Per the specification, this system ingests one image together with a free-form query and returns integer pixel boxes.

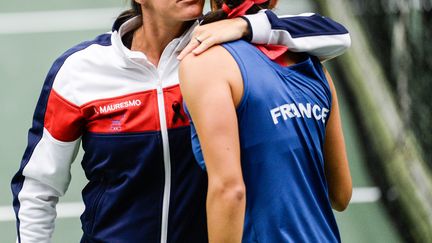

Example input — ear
[134,0,144,4]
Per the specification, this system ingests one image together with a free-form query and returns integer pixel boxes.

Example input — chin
[181,8,203,21]
[177,0,204,20]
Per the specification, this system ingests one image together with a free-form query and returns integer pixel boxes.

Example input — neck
[131,13,191,67]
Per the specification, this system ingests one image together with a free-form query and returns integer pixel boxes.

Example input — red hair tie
[222,0,287,63]
[222,0,268,18]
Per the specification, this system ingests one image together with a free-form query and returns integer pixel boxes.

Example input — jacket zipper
[156,84,171,243]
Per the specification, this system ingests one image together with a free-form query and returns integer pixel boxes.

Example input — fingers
[190,24,224,55]
[178,19,245,60]
[179,35,214,59]
[178,26,209,60]
[177,37,201,60]
[192,36,215,55]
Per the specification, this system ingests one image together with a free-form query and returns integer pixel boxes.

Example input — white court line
[350,187,382,204]
[0,8,124,34]
[0,187,381,222]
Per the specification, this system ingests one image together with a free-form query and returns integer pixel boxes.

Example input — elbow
[336,33,352,57]
[330,187,352,212]
[332,199,349,212]
[341,33,352,49]
[208,180,246,205]
[316,33,352,62]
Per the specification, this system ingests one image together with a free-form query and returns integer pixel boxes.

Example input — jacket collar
[111,16,197,70]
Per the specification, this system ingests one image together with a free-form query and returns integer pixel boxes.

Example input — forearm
[207,181,246,243]
[14,178,60,243]
[11,129,80,242]
[245,10,351,60]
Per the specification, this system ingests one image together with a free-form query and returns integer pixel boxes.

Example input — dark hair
[201,0,271,25]
[113,1,143,30]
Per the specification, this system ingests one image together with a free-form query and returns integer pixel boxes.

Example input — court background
[0,1,404,242]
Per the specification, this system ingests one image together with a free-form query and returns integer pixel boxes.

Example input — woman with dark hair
[12,0,351,242]
[180,0,352,242]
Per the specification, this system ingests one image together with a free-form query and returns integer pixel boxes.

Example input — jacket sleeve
[11,57,83,243]
[245,10,351,61]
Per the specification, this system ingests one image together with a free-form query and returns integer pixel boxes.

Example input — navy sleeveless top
[185,40,340,243]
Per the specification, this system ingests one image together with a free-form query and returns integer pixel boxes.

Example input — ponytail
[201,0,271,25]
[113,1,142,30]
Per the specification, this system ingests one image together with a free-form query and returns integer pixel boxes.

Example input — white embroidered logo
[98,99,142,114]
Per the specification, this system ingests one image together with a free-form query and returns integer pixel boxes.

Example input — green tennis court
[0,1,403,242]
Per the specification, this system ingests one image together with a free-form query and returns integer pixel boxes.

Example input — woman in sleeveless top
[179,1,352,242]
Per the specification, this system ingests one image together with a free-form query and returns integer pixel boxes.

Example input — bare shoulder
[180,45,232,67]
[179,45,238,84]
[179,44,244,108]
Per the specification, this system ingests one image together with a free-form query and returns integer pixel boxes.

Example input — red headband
[222,0,268,18]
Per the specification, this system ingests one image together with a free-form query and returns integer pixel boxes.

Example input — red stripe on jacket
[44,85,190,140]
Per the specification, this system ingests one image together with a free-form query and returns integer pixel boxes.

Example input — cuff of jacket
[243,10,271,44]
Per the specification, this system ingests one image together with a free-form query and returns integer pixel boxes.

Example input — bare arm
[179,46,246,243]
[323,67,352,211]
